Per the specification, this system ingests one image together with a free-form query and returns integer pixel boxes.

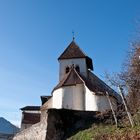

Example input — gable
[53,67,84,91]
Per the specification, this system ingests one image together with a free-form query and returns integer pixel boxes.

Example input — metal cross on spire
[72,30,75,41]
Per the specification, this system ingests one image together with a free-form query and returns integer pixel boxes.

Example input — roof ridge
[63,66,83,85]
[52,66,84,92]
[72,41,87,56]
[73,67,86,84]
[63,66,74,85]
[51,68,73,93]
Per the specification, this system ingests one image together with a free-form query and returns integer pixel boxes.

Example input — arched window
[75,65,80,72]
[65,66,70,74]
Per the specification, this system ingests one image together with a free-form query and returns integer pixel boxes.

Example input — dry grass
[68,111,140,140]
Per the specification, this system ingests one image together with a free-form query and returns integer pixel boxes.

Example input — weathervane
[72,30,75,41]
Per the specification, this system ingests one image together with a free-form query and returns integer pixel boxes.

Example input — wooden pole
[106,91,118,127]
[118,86,134,127]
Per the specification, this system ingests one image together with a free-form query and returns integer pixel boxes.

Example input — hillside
[68,124,140,140]
[67,111,140,140]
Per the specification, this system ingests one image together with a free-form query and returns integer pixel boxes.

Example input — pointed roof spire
[58,41,86,60]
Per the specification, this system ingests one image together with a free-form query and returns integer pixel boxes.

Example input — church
[14,39,120,140]
[41,39,119,112]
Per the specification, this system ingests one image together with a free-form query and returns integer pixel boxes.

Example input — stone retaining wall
[13,116,47,140]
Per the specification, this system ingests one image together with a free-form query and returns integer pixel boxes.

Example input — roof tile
[58,41,86,60]
[20,106,40,111]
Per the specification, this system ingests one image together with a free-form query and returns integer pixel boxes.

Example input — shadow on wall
[45,109,114,140]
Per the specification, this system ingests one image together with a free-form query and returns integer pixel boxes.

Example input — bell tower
[58,40,93,81]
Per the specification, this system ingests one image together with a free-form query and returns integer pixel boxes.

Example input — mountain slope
[0,117,19,134]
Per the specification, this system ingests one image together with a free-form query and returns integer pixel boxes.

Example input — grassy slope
[68,125,140,140]
[68,112,140,140]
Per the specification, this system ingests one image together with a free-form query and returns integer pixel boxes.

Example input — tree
[115,42,140,111]
[105,42,140,112]
[123,43,140,111]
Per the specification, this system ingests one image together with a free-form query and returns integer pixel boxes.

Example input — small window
[75,65,80,72]
[65,66,70,74]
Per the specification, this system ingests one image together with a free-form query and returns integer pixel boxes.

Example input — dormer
[58,40,93,81]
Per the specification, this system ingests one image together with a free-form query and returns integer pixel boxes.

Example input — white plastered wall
[52,84,117,112]
[62,84,85,110]
[23,110,41,113]
[52,88,63,109]
[85,86,117,112]
[59,58,87,81]
[85,86,98,111]
[52,84,85,110]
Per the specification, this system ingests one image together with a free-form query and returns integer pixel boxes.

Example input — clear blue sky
[0,0,140,126]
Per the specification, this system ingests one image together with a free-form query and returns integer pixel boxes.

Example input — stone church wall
[13,115,48,140]
[46,109,99,140]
